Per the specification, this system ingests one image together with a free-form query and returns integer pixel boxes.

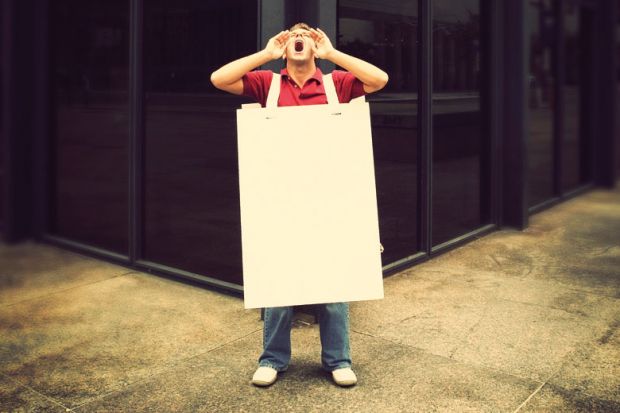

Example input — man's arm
[310,28,388,94]
[210,31,291,95]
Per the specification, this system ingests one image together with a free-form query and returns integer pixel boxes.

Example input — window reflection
[51,0,129,254]
[0,18,3,231]
[338,0,420,264]
[617,0,620,178]
[562,0,592,191]
[563,1,581,190]
[527,0,556,207]
[432,0,487,246]
[143,0,257,284]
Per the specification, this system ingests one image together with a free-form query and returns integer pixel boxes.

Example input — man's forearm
[211,50,273,87]
[325,49,388,92]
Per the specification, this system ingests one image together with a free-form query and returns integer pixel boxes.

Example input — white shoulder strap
[322,73,339,105]
[266,73,281,108]
[266,72,338,107]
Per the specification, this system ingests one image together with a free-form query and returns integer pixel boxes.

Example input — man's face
[285,29,315,62]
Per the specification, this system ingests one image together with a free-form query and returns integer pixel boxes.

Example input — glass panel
[0,7,4,231]
[338,0,420,264]
[527,0,556,207]
[143,0,258,284]
[562,0,591,191]
[617,1,620,178]
[51,0,129,253]
[432,0,487,246]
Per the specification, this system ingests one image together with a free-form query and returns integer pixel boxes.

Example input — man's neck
[285,61,318,88]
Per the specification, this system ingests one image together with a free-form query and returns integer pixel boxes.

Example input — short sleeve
[242,70,274,107]
[331,70,366,103]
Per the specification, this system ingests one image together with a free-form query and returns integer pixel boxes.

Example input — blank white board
[237,99,383,308]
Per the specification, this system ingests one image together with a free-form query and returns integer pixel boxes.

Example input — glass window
[50,0,130,254]
[527,0,556,207]
[617,0,620,178]
[562,0,592,191]
[432,0,488,246]
[143,0,258,284]
[0,7,4,232]
[338,0,420,264]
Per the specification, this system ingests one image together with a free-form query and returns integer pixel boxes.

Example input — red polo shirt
[242,68,365,107]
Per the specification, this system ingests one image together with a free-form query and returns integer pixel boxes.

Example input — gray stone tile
[423,230,545,278]
[0,375,67,412]
[429,229,619,299]
[74,328,539,413]
[0,272,260,409]
[451,298,608,382]
[351,272,489,358]
[519,384,620,413]
[0,241,131,306]
[421,188,620,298]
[350,269,455,332]
[547,323,620,403]
[431,269,620,323]
[525,263,620,299]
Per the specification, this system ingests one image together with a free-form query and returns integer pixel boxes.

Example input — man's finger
[309,28,320,40]
[274,30,288,43]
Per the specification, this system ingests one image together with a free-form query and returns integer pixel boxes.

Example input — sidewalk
[1,186,619,412]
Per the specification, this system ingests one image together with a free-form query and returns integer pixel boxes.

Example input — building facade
[1,0,618,293]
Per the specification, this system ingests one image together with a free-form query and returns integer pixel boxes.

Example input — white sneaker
[252,366,278,387]
[331,367,357,387]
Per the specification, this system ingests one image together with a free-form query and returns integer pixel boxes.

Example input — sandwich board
[237,73,383,309]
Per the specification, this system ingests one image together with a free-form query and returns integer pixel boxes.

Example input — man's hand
[310,28,335,59]
[211,32,287,94]
[264,31,291,60]
[310,27,388,94]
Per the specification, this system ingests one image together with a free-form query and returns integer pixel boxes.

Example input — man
[211,23,388,387]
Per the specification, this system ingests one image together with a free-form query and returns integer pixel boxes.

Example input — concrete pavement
[1,185,619,412]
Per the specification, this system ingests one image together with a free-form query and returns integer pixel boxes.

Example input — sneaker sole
[334,379,357,387]
[252,376,277,387]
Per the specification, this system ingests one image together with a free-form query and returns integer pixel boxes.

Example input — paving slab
[545,322,620,403]
[349,269,454,332]
[351,270,489,358]
[519,384,620,413]
[423,230,544,278]
[427,269,620,323]
[0,272,261,409]
[73,327,540,413]
[352,267,618,366]
[0,241,131,306]
[0,375,67,413]
[451,298,608,382]
[424,189,620,296]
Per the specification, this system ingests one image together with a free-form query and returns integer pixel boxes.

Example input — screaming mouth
[294,40,304,52]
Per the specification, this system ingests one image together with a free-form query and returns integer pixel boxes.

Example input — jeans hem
[322,363,352,373]
[258,362,288,372]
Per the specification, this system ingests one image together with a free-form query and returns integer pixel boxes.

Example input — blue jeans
[259,303,351,372]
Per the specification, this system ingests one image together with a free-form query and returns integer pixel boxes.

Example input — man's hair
[289,22,312,32]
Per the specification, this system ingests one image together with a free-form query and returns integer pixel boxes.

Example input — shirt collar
[280,67,323,85]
